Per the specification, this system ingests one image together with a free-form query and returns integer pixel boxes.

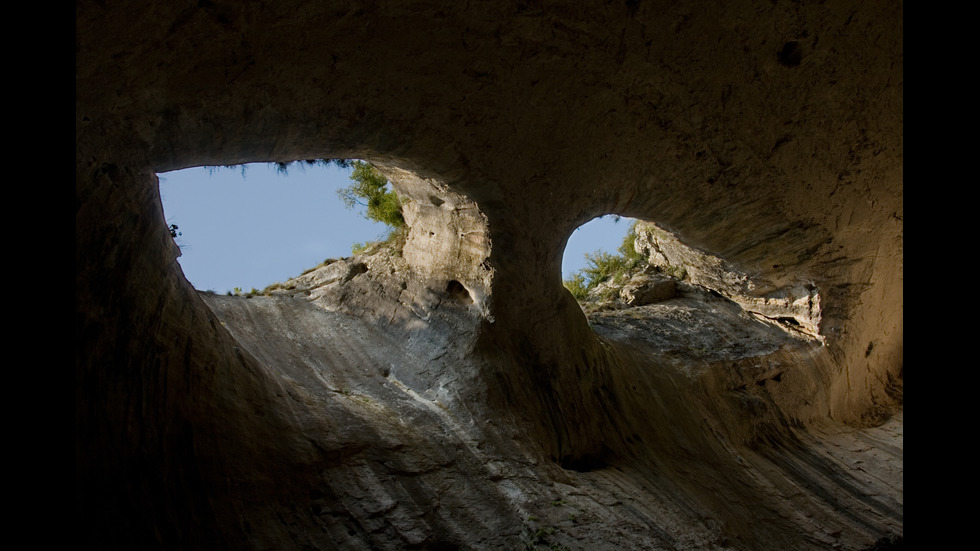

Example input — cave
[76,2,903,550]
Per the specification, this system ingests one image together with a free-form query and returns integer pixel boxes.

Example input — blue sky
[158,163,632,294]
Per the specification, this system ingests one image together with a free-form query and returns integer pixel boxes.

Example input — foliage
[563,273,590,300]
[580,251,633,287]
[259,281,296,295]
[204,159,354,178]
[521,522,570,551]
[272,158,355,175]
[663,264,687,280]
[523,525,557,550]
[205,164,248,178]
[300,258,338,276]
[336,161,405,229]
[563,220,645,301]
[228,286,262,298]
[200,158,404,256]
[616,220,644,265]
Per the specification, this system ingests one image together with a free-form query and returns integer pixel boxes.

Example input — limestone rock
[76,2,903,550]
[619,273,677,306]
[635,221,823,339]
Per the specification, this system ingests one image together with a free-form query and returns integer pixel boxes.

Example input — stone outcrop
[634,221,823,339]
[619,272,677,306]
[76,2,902,550]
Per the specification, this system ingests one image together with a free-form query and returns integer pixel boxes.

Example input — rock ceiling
[76,2,902,549]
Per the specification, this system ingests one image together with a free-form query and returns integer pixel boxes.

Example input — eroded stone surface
[76,2,902,549]
[620,272,677,306]
[634,221,824,339]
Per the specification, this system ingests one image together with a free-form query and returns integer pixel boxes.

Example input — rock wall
[76,1,902,549]
[633,221,824,339]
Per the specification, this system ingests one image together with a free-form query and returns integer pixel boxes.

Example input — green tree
[564,272,590,300]
[273,158,354,175]
[336,161,405,229]
[563,220,645,300]
[616,220,644,265]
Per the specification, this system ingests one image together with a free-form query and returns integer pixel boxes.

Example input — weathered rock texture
[634,221,823,338]
[76,2,902,550]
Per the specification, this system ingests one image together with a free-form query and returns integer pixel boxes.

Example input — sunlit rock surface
[76,2,902,549]
[633,221,823,339]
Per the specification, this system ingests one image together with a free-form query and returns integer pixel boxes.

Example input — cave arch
[560,215,636,281]
[157,162,398,293]
[77,2,902,549]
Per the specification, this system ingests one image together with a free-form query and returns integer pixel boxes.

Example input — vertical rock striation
[76,1,902,549]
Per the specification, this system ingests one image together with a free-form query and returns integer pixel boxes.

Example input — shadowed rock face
[76,2,902,550]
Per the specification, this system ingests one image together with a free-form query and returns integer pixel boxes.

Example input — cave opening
[560,214,825,344]
[157,161,392,294]
[561,215,638,281]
